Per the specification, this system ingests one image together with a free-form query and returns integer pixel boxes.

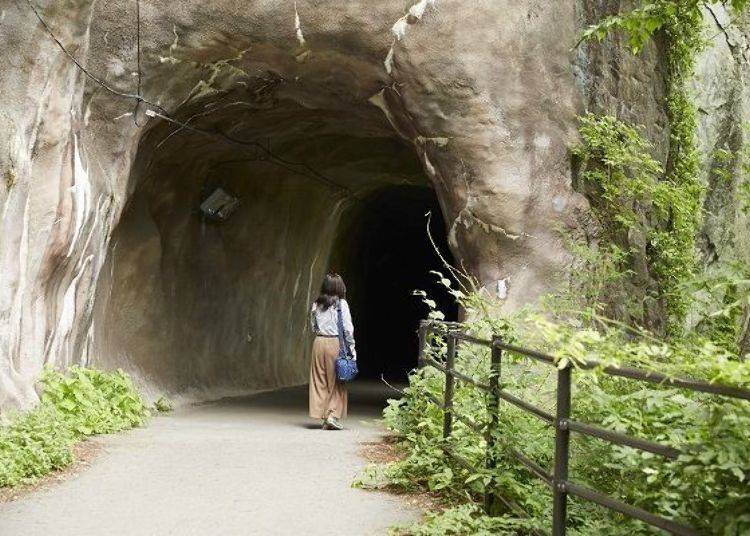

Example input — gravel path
[0,383,419,535]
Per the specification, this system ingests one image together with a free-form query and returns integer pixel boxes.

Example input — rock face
[0,0,747,410]
[575,2,750,326]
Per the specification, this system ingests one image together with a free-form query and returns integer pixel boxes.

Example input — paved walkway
[0,383,419,535]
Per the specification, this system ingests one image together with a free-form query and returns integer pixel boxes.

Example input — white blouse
[311,299,356,358]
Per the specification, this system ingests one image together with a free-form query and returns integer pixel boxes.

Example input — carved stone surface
[0,0,747,410]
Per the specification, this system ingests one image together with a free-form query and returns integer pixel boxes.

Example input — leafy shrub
[40,367,149,435]
[0,367,150,487]
[364,271,750,535]
[153,396,174,413]
[0,405,75,486]
[390,504,542,536]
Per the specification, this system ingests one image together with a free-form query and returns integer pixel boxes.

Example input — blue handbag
[335,300,358,382]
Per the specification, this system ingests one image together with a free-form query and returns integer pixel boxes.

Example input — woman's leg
[309,338,330,419]
[324,342,348,420]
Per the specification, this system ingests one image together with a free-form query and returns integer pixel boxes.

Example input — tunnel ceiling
[135,88,431,194]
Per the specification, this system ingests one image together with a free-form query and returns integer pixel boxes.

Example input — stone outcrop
[0,0,747,410]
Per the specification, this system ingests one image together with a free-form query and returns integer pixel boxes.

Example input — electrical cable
[22,0,357,196]
[136,0,141,97]
[21,0,169,117]
[144,108,354,195]
[132,0,147,127]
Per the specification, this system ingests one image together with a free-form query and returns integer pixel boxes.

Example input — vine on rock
[579,0,749,334]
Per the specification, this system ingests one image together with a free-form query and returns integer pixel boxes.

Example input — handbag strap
[336,300,349,357]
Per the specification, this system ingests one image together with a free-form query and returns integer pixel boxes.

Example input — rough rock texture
[0,0,747,410]
[574,2,750,326]
[695,7,750,273]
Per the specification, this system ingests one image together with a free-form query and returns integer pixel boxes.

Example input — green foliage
[40,367,149,435]
[154,396,174,413]
[365,4,750,533]
[361,272,750,535]
[0,367,149,487]
[574,114,701,329]
[661,5,704,331]
[689,264,750,356]
[579,2,680,53]
[738,129,750,215]
[740,178,750,214]
[390,504,541,536]
[575,1,750,332]
[579,1,748,54]
[0,405,75,487]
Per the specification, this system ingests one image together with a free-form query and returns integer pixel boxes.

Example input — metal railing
[416,319,750,536]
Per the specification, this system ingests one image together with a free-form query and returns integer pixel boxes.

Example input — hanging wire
[20,0,359,196]
[136,0,142,97]
[21,0,168,117]
[132,0,147,127]
[144,108,353,194]
[21,0,434,209]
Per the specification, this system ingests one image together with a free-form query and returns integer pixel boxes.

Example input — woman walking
[309,273,356,430]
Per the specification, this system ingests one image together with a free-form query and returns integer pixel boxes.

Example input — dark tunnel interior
[334,186,458,381]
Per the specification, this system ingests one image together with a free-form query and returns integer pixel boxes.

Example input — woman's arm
[341,299,356,359]
[310,303,318,333]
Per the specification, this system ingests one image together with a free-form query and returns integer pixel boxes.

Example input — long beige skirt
[309,336,348,419]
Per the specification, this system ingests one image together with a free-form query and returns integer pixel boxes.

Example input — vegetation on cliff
[356,268,750,534]
[356,2,750,534]
[580,0,749,335]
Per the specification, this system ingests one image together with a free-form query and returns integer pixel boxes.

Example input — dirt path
[0,383,419,535]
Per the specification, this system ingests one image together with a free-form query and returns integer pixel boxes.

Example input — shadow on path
[0,381,417,536]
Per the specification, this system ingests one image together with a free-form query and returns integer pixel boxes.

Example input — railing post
[417,321,429,369]
[552,364,572,536]
[443,332,457,439]
[484,335,502,514]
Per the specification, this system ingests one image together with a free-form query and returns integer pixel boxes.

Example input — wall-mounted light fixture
[199,187,239,222]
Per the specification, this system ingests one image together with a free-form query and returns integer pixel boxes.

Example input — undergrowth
[352,2,750,534]
[0,367,150,487]
[356,271,750,535]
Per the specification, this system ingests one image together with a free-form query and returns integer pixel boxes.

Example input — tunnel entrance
[333,187,457,380]
[92,90,458,399]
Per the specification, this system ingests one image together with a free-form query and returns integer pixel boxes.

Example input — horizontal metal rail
[564,419,680,460]
[424,356,447,373]
[498,388,554,424]
[451,368,491,391]
[424,388,551,485]
[451,324,750,401]
[426,350,554,423]
[423,390,486,434]
[478,336,750,402]
[442,443,480,474]
[443,436,554,536]
[424,356,491,391]
[453,331,493,348]
[454,410,485,434]
[424,390,445,409]
[563,480,701,536]
[417,320,750,534]
[509,447,553,486]
[442,445,549,536]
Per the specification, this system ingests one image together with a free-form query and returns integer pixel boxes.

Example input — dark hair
[315,273,347,310]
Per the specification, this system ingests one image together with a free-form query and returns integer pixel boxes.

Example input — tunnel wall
[91,160,344,398]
